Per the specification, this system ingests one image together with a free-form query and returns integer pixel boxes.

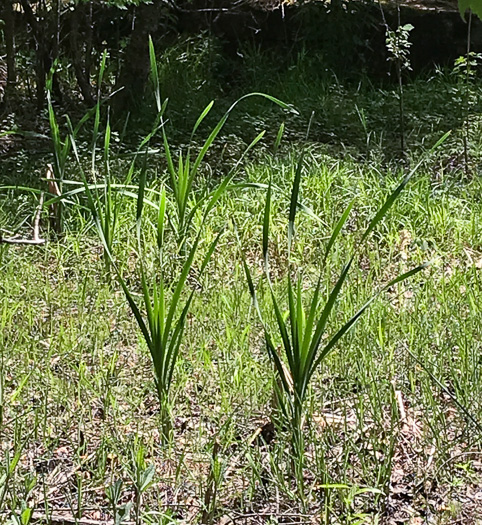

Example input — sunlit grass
[1,59,482,521]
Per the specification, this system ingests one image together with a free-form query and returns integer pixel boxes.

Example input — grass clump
[76,49,296,440]
[241,150,437,496]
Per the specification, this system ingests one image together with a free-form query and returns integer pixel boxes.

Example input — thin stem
[396,0,405,157]
[463,10,473,176]
[158,389,173,443]
[292,403,306,504]
[398,60,405,157]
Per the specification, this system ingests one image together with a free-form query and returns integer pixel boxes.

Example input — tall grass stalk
[100,112,117,275]
[46,69,70,234]
[161,92,294,253]
[75,133,223,439]
[241,142,453,490]
[45,53,111,234]
[147,37,297,252]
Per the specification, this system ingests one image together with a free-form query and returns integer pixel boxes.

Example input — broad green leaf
[139,464,156,492]
[192,100,214,137]
[149,36,161,112]
[8,449,22,475]
[104,114,111,167]
[266,331,293,398]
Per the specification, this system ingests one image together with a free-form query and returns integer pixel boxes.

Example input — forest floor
[2,56,482,524]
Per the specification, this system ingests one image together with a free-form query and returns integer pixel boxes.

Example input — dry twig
[0,191,45,245]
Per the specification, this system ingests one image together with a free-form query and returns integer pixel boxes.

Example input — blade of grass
[310,263,429,379]
[288,155,304,255]
[263,176,272,273]
[149,36,161,113]
[274,122,285,155]
[324,199,354,262]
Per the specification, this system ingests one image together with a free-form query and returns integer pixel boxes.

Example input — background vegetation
[1,1,482,524]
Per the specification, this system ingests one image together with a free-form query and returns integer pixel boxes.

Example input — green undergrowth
[1,44,482,522]
[1,140,482,522]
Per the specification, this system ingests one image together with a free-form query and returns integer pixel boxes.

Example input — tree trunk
[84,2,93,86]
[112,2,162,118]
[19,0,61,110]
[70,4,95,105]
[4,0,16,106]
[19,0,46,109]
[49,0,63,103]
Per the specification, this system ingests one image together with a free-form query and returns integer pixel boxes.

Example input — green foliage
[4,29,482,521]
[80,152,221,440]
[162,93,292,251]
[241,135,450,487]
[2,125,482,519]
[150,34,296,252]
[0,448,22,510]
[129,446,156,525]
[458,0,482,20]
[151,33,222,114]
[453,52,482,80]
[385,24,414,72]
[106,480,129,525]
[75,46,295,438]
